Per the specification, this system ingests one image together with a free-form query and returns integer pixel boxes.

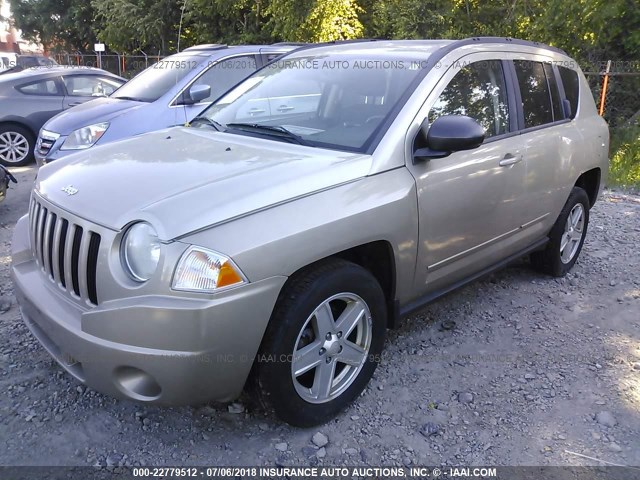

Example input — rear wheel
[0,124,34,167]
[255,259,386,427]
[531,186,590,277]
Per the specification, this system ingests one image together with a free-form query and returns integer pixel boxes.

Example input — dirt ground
[0,166,638,468]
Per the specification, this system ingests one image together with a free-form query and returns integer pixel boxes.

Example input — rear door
[61,74,123,109]
[509,59,576,230]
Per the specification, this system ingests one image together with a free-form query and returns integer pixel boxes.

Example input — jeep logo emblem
[61,185,78,196]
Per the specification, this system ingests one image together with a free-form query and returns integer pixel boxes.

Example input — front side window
[514,60,554,128]
[17,79,61,96]
[62,75,122,97]
[191,55,257,103]
[111,53,204,103]
[429,60,510,138]
[199,54,427,151]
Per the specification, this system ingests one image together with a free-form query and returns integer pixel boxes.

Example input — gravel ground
[1,166,639,468]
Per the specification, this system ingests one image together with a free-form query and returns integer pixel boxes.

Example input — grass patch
[609,125,640,191]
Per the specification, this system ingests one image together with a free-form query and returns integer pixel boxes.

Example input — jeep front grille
[29,196,101,305]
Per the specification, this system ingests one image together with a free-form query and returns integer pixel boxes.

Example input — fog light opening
[114,366,162,401]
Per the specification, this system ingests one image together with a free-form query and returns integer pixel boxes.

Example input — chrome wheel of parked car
[292,293,372,404]
[0,125,34,167]
[255,258,386,427]
[560,204,585,264]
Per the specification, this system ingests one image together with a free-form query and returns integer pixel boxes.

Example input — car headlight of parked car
[172,246,246,293]
[121,222,161,282]
[60,122,109,150]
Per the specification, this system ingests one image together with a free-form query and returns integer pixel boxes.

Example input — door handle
[277,105,294,112]
[499,153,523,167]
[68,102,83,107]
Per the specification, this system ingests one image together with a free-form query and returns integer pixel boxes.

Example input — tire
[531,186,590,277]
[0,124,35,167]
[254,258,387,427]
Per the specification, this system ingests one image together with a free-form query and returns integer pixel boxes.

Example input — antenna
[177,0,188,53]
[174,0,189,128]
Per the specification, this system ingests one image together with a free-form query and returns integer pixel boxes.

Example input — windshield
[198,53,427,152]
[112,53,204,102]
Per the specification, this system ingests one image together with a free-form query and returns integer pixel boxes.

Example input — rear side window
[558,66,579,119]
[514,60,554,128]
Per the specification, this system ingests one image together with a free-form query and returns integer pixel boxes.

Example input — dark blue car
[36,44,300,165]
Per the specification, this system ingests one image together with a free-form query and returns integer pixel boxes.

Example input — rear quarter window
[558,66,579,119]
[16,79,61,96]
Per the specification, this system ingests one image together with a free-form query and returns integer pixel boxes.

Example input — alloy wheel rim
[560,203,585,264]
[291,293,372,404]
[0,131,29,164]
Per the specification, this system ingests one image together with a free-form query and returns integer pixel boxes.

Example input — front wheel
[531,186,590,277]
[255,259,387,427]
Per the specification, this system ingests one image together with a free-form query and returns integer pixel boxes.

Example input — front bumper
[35,139,72,166]
[12,214,286,405]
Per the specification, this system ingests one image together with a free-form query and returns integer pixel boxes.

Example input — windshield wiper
[189,117,225,131]
[226,123,310,146]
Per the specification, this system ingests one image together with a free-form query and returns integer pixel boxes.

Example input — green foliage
[91,0,183,54]
[300,0,364,42]
[267,0,364,42]
[609,126,640,189]
[9,0,97,51]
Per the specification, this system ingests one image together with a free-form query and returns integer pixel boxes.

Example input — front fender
[181,168,419,305]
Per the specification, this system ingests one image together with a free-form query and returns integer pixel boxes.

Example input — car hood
[35,128,373,240]
[44,97,147,135]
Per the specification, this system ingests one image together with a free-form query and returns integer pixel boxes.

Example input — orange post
[598,60,611,116]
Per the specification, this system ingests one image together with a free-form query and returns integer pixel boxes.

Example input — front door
[407,57,526,293]
[61,74,121,109]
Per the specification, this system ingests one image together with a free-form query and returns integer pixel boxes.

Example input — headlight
[60,122,109,150]
[121,222,161,282]
[172,246,246,293]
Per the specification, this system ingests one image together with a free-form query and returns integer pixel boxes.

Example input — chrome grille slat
[29,196,102,306]
[51,219,63,284]
[64,224,77,297]
[29,199,38,253]
[35,206,46,265]
[42,211,54,278]
[77,231,91,300]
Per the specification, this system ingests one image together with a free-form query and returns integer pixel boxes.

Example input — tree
[91,0,184,54]
[10,0,99,51]
[185,0,272,45]
[267,0,364,42]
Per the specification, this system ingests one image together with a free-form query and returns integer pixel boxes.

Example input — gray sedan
[0,67,125,166]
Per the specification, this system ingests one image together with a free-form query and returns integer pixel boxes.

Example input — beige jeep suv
[12,38,609,426]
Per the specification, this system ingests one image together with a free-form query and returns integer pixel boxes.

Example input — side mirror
[178,84,211,105]
[414,115,485,161]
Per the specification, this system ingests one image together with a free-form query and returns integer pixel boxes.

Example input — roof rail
[271,42,308,46]
[182,44,228,52]
[452,36,568,55]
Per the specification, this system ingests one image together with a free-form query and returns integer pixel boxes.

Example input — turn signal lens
[172,246,246,293]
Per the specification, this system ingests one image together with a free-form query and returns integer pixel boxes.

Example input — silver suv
[12,38,609,426]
